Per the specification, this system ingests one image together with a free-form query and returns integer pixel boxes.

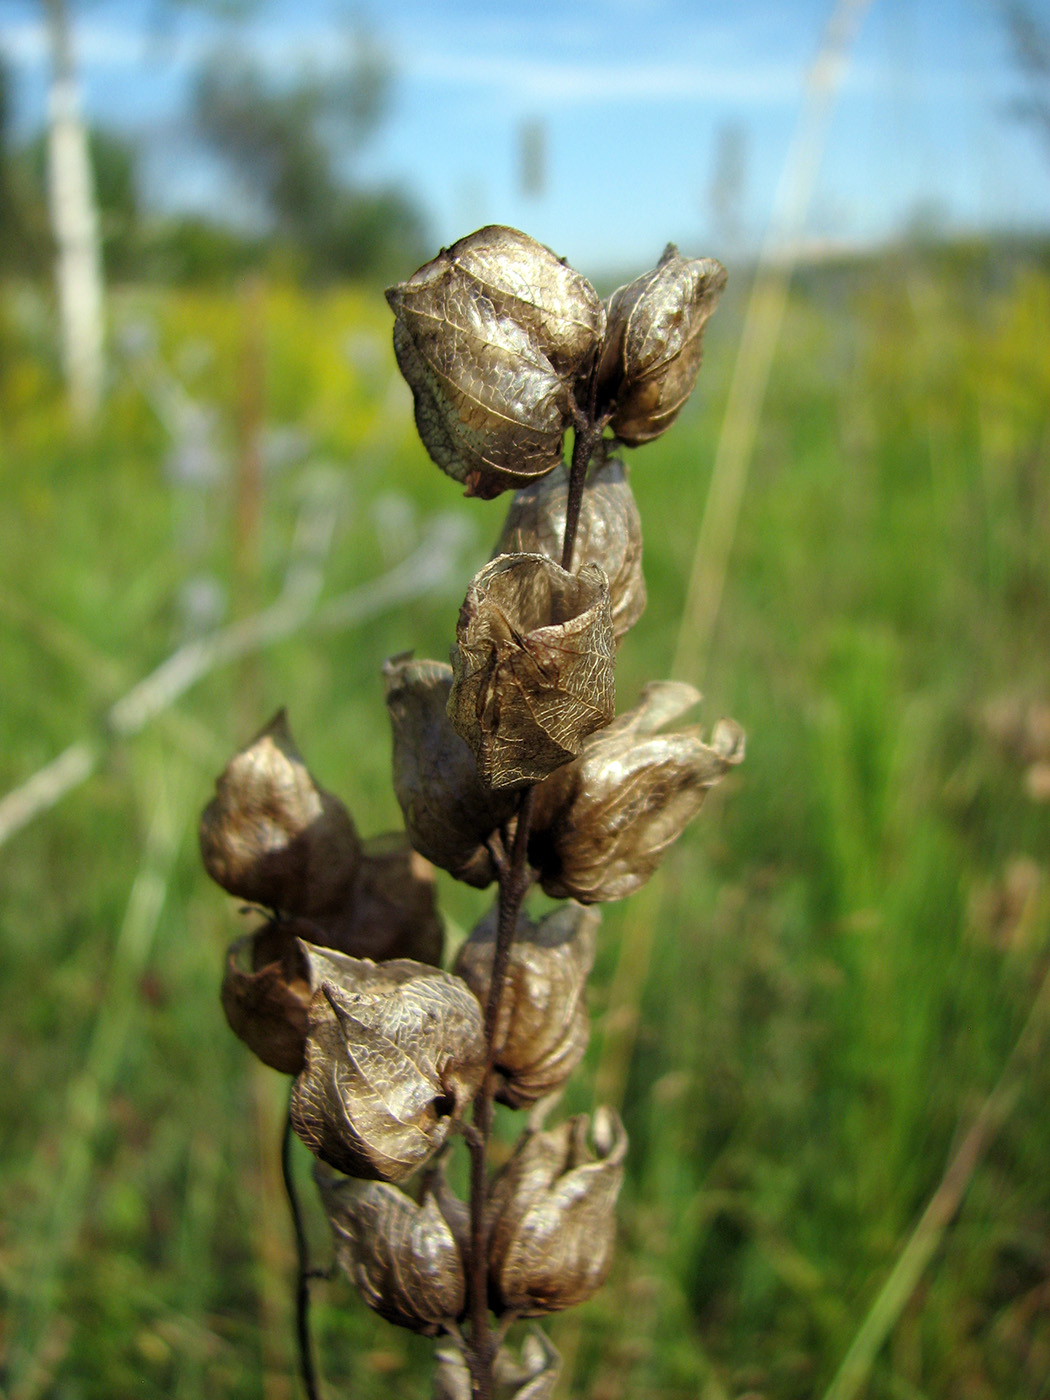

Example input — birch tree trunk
[44,0,105,425]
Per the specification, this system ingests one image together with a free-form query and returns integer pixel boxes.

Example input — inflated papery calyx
[596,244,727,445]
[493,455,646,639]
[218,832,443,1074]
[387,226,605,499]
[486,1108,627,1316]
[316,1169,466,1336]
[383,656,517,887]
[448,553,615,790]
[453,903,598,1108]
[200,710,360,916]
[528,680,744,903]
[435,1331,561,1400]
[291,955,485,1182]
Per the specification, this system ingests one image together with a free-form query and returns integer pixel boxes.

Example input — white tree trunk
[44,0,105,425]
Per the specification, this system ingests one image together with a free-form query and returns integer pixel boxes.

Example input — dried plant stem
[281,1096,322,1400]
[562,426,596,571]
[465,785,536,1400]
[562,367,605,572]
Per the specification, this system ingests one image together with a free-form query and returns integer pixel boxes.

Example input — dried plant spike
[454,903,598,1108]
[494,457,646,639]
[317,1172,466,1336]
[290,959,486,1181]
[533,682,745,903]
[387,227,604,500]
[597,244,727,445]
[220,920,314,1075]
[487,1109,627,1315]
[200,710,360,916]
[384,656,517,887]
[448,553,615,789]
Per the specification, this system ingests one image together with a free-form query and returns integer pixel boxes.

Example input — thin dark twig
[281,1091,322,1400]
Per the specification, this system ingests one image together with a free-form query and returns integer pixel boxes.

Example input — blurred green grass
[1,240,1049,1400]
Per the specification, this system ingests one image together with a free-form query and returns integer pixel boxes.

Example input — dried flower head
[494,455,646,639]
[454,903,597,1108]
[531,681,745,903]
[291,954,485,1182]
[597,245,727,445]
[487,1108,627,1315]
[387,226,605,499]
[384,656,517,887]
[448,553,615,789]
[200,710,360,916]
[317,1170,466,1335]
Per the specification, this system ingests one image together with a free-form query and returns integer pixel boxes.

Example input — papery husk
[486,1108,627,1316]
[448,553,615,790]
[531,681,745,903]
[387,227,604,500]
[434,1331,561,1400]
[454,903,598,1108]
[316,831,444,966]
[597,245,726,445]
[200,710,360,916]
[290,956,485,1182]
[220,920,315,1075]
[317,1170,466,1335]
[384,656,517,887]
[494,456,645,638]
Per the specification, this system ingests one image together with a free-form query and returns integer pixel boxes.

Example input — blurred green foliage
[0,238,1049,1400]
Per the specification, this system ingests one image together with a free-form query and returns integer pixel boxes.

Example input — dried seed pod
[313,831,445,966]
[435,1331,561,1400]
[597,245,726,445]
[220,920,315,1075]
[454,903,598,1108]
[448,553,615,790]
[487,1108,627,1315]
[384,656,517,887]
[291,958,485,1182]
[200,710,360,916]
[532,681,745,903]
[493,457,646,639]
[317,1171,466,1335]
[386,226,604,500]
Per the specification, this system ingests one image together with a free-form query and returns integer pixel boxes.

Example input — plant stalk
[282,1094,321,1400]
[465,785,536,1400]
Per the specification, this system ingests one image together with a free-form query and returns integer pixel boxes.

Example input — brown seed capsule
[316,1171,466,1336]
[597,245,727,445]
[493,456,646,640]
[435,1331,561,1400]
[532,681,745,903]
[386,226,605,500]
[290,957,485,1182]
[448,553,615,790]
[220,920,315,1075]
[454,903,598,1108]
[487,1109,627,1316]
[314,831,445,967]
[200,710,360,916]
[383,656,517,887]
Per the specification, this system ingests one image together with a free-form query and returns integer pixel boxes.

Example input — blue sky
[4,0,1049,272]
